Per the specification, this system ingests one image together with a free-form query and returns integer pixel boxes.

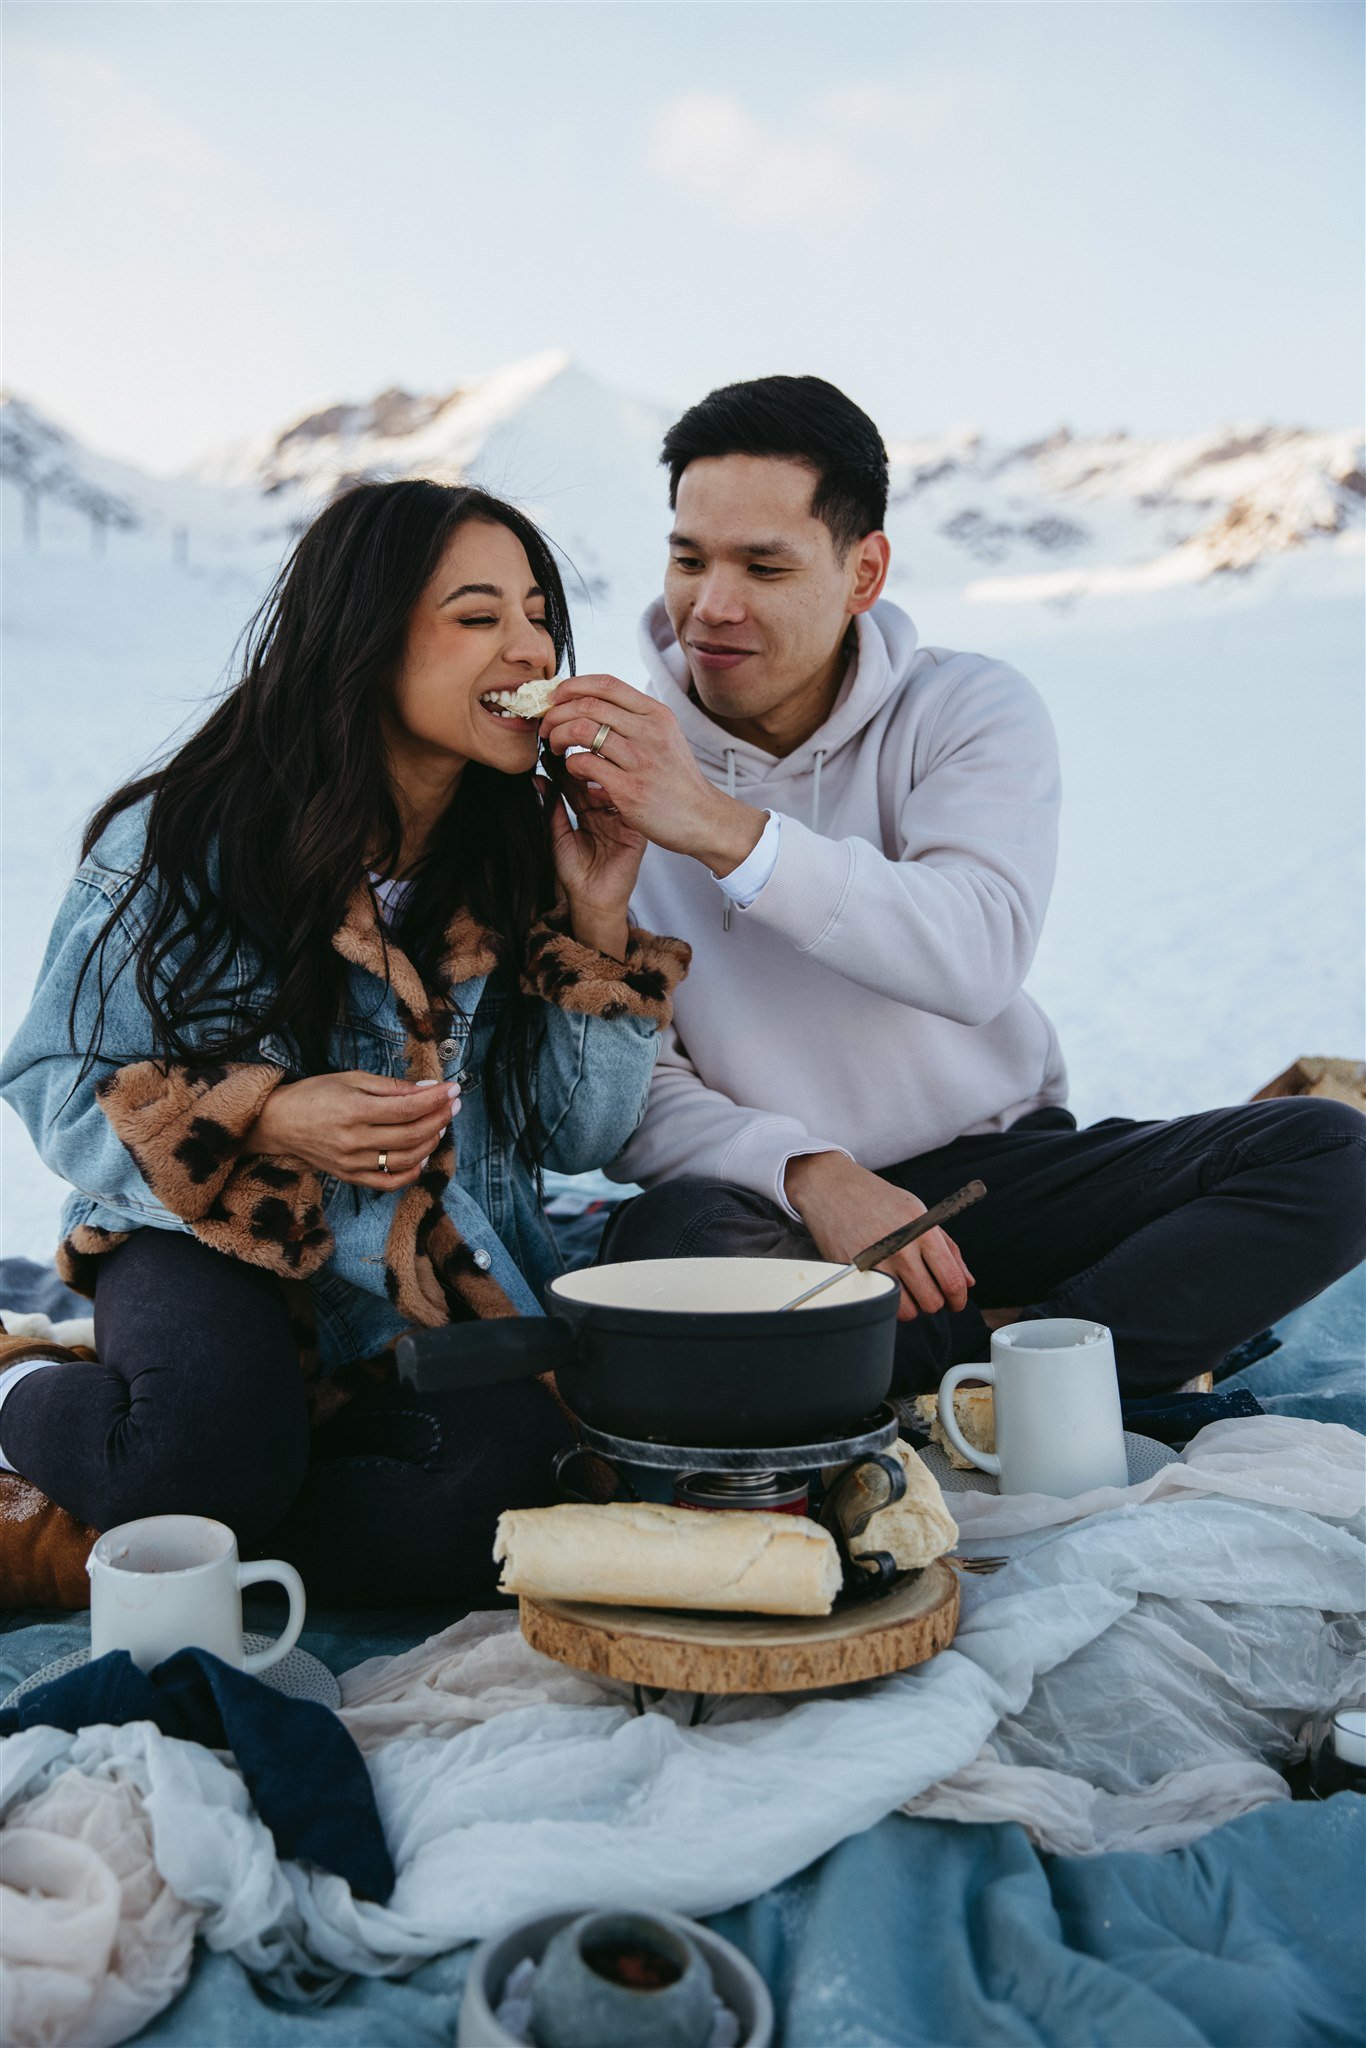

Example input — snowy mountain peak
[276,386,446,450]
[195,348,574,495]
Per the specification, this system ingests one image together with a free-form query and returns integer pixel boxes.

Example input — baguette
[494,1501,842,1615]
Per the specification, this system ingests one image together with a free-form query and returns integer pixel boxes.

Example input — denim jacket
[0,802,689,1375]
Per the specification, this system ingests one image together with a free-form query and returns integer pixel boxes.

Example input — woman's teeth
[480,693,530,719]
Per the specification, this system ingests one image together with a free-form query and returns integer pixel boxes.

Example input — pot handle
[396,1317,575,1392]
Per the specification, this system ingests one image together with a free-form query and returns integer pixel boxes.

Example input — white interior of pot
[549,1257,897,1314]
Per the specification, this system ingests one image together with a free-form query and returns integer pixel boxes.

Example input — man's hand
[540,675,766,875]
[784,1152,975,1322]
[246,1073,460,1190]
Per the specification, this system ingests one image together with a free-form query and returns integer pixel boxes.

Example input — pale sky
[5,1,1362,472]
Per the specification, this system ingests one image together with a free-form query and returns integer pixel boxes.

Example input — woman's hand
[245,1073,461,1190]
[540,771,647,963]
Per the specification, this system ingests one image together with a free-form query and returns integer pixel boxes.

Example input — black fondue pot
[396,1257,900,1447]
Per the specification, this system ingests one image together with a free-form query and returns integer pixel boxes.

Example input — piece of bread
[494,1501,842,1615]
[495,676,559,718]
[910,1388,995,1470]
[838,1439,958,1570]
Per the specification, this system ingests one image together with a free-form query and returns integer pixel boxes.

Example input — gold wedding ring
[377,1151,389,1174]
[589,721,613,757]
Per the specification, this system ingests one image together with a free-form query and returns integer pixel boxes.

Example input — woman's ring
[377,1151,389,1174]
[589,722,613,757]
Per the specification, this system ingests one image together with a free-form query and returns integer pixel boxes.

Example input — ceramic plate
[0,1633,342,1710]
[917,1429,1179,1495]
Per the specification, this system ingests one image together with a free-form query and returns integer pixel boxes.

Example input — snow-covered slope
[1,394,143,535]
[2,362,1363,1259]
[884,421,1364,603]
[1,392,277,560]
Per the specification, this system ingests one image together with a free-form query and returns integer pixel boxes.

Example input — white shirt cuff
[712,811,781,909]
[774,1144,855,1222]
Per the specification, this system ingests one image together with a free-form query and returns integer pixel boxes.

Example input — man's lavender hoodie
[609,597,1068,1212]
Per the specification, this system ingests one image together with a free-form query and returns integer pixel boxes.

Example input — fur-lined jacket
[0,801,689,1388]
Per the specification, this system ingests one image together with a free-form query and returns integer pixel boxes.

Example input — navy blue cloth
[1121,1385,1265,1445]
[1214,1328,1282,1380]
[0,1646,394,1901]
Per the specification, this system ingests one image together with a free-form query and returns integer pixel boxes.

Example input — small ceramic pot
[457,1906,774,2048]
[530,1911,713,2048]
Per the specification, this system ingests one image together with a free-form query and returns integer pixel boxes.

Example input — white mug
[87,1514,306,1674]
[937,1318,1130,1497]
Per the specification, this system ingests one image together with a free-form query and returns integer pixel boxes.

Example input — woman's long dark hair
[72,479,575,1160]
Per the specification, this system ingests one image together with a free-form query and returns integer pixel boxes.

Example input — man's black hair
[660,375,889,556]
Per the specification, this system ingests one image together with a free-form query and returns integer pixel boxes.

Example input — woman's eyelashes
[455,613,553,633]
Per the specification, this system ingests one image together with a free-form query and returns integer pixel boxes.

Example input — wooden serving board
[519,1558,959,1695]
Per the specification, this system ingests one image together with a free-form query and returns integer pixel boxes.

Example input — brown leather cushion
[0,1475,97,1608]
[0,1335,100,1607]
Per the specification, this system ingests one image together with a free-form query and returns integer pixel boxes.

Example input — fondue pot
[396,1257,900,1447]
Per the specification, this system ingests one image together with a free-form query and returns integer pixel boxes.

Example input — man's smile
[687,639,758,671]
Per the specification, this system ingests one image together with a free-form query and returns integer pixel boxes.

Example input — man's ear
[848,531,891,615]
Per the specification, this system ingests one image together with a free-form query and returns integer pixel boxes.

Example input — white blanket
[2,1414,1362,2013]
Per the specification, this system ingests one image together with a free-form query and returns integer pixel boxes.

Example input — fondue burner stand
[562,1403,900,1509]
[551,1404,912,1724]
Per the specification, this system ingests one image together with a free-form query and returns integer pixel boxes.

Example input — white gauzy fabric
[0,1768,199,2048]
[942,1412,1366,1539]
[0,1415,1361,2010]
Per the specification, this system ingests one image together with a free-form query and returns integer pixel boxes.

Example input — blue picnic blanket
[68,1798,1350,2048]
[1,1264,1363,2045]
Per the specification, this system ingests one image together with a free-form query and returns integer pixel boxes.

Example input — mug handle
[236,1560,307,1673]
[938,1363,1000,1476]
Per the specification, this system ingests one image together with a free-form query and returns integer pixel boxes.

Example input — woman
[0,480,688,1604]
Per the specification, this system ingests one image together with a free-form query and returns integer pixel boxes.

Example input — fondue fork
[778,1179,988,1311]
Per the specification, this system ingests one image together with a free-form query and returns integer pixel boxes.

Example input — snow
[2,364,1362,1262]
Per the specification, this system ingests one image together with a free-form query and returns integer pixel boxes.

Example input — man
[540,375,1364,1394]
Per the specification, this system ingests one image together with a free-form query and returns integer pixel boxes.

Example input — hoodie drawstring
[721,744,824,928]
[723,749,737,931]
[811,749,826,836]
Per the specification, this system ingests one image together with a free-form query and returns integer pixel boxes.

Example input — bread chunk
[910,1388,995,1470]
[825,1438,958,1569]
[493,676,559,718]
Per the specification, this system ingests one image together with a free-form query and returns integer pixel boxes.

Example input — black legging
[2,1229,569,1605]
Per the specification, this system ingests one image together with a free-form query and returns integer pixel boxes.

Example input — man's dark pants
[599,1099,1366,1397]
